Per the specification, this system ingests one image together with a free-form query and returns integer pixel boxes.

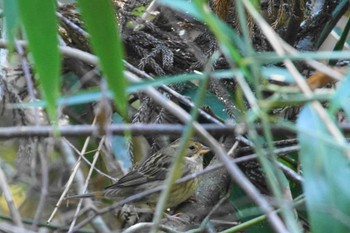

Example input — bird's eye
[189,145,196,150]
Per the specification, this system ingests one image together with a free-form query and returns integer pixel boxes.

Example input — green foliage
[3,0,350,232]
[297,105,350,233]
[17,0,61,122]
[329,73,350,115]
[77,0,128,120]
[3,0,19,51]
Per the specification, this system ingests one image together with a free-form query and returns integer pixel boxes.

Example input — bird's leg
[163,211,190,224]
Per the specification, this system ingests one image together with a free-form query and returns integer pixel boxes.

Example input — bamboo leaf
[77,0,128,120]
[17,0,60,121]
[297,105,350,233]
[3,0,19,51]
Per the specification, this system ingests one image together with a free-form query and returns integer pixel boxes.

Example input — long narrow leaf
[3,0,19,51]
[77,0,127,120]
[17,0,60,121]
[297,105,350,233]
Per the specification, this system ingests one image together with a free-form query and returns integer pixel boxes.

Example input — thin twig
[277,162,303,183]
[0,161,24,228]
[64,138,117,182]
[68,137,110,233]
[56,12,89,38]
[31,141,49,230]
[123,222,179,233]
[15,40,39,126]
[0,121,348,144]
[0,222,35,233]
[47,120,96,223]
[0,123,295,138]
[59,139,108,233]
[124,61,224,125]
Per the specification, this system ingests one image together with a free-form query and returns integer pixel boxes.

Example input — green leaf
[329,72,350,115]
[3,0,19,51]
[181,84,230,120]
[17,0,60,122]
[297,105,350,233]
[77,0,128,120]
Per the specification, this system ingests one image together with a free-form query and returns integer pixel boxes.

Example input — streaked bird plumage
[66,139,209,208]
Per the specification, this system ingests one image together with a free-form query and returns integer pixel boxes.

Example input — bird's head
[168,139,210,160]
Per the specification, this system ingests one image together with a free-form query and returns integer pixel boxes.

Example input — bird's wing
[105,156,172,189]
[110,170,149,188]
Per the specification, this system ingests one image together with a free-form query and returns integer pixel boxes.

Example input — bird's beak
[199,145,210,155]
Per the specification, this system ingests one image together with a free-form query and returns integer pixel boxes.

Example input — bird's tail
[65,191,104,200]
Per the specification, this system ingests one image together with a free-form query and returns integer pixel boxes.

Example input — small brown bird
[66,139,210,208]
